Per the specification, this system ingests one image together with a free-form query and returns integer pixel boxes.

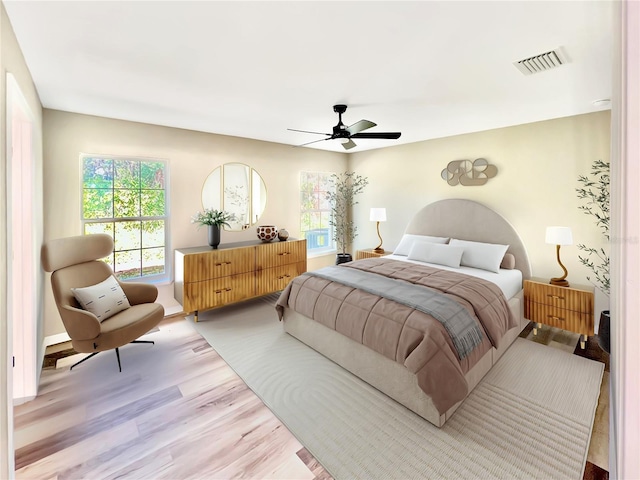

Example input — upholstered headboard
[404,199,531,279]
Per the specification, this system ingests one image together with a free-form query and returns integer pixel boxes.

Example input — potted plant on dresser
[576,159,610,353]
[192,208,235,249]
[326,172,369,264]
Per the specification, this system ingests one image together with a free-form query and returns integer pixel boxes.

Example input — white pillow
[71,275,131,322]
[449,239,509,273]
[407,241,464,268]
[393,234,449,256]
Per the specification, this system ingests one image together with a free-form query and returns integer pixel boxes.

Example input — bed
[275,199,532,427]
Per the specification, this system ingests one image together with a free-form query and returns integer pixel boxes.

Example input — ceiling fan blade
[346,120,376,135]
[341,139,357,150]
[288,128,331,136]
[295,137,332,147]
[350,132,402,140]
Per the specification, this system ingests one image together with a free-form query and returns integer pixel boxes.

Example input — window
[300,171,334,254]
[81,155,169,282]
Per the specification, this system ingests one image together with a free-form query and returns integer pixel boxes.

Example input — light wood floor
[14,315,331,479]
[14,314,608,479]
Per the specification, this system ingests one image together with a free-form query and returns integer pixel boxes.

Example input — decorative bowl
[257,225,278,242]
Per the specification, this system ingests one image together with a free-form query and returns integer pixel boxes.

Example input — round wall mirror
[201,163,267,231]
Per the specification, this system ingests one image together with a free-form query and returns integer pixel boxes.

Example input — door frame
[6,73,38,405]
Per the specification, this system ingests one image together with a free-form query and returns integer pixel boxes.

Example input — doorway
[7,73,38,405]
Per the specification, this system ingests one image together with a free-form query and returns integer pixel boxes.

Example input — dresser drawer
[255,239,306,269]
[524,280,593,313]
[183,272,255,312]
[255,262,306,296]
[183,247,255,282]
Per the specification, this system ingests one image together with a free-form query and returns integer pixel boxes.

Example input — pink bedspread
[275,258,517,414]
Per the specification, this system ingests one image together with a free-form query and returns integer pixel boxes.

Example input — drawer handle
[214,288,232,294]
[277,274,291,280]
[548,315,565,322]
[546,294,565,300]
[215,261,232,266]
[278,252,290,256]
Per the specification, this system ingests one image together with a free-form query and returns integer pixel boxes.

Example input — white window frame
[300,171,336,257]
[80,154,170,283]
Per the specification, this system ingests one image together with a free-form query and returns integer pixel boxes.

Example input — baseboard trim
[44,311,186,348]
[44,332,71,347]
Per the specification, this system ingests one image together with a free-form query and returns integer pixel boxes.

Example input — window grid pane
[82,156,168,281]
[300,171,334,252]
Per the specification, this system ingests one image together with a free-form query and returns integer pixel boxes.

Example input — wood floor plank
[15,386,182,470]
[15,420,140,479]
[13,409,86,450]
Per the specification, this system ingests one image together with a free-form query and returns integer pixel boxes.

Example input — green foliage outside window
[300,172,334,251]
[82,156,168,280]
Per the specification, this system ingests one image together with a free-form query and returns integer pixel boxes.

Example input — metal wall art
[441,158,498,186]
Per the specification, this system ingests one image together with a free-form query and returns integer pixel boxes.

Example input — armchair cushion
[120,281,159,305]
[71,275,131,322]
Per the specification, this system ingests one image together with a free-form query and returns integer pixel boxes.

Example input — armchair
[42,234,165,371]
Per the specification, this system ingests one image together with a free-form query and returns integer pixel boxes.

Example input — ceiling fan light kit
[289,104,401,150]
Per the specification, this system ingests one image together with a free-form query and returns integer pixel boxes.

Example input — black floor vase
[598,310,610,353]
[336,253,352,264]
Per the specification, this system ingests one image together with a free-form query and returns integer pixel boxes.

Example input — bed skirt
[282,291,526,427]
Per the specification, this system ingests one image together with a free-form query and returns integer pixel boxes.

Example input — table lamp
[370,208,387,253]
[545,226,573,287]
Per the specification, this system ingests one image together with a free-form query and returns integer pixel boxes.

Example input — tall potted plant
[326,172,369,264]
[576,159,610,352]
[192,208,235,249]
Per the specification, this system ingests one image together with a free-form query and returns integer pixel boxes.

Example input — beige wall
[1,2,44,475]
[43,110,610,337]
[42,109,347,336]
[349,111,611,314]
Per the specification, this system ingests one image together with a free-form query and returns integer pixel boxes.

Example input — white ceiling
[3,1,613,153]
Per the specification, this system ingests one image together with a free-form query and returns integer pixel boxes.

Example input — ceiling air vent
[514,49,565,75]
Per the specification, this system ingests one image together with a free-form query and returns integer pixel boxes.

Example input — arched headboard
[404,199,532,279]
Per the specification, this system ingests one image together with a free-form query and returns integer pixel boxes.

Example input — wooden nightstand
[355,249,391,260]
[524,277,594,349]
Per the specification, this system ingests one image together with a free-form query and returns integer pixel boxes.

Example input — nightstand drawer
[356,249,390,260]
[524,303,594,335]
[524,281,592,313]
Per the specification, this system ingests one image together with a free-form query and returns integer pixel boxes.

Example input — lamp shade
[370,208,387,222]
[545,226,573,245]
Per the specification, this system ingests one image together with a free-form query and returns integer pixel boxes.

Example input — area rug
[194,297,604,480]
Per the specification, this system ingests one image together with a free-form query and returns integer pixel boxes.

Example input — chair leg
[71,341,155,373]
[70,352,100,371]
[115,341,154,372]
[115,347,122,372]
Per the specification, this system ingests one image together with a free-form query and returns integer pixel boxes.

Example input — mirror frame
[201,163,267,231]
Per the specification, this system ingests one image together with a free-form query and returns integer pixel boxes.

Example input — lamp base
[549,277,569,287]
[373,247,385,253]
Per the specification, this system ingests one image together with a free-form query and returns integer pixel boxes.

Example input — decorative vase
[597,310,610,353]
[257,225,278,242]
[278,228,289,242]
[208,224,221,249]
[336,253,352,265]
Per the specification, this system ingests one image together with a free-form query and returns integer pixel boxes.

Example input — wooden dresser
[524,277,594,348]
[174,239,306,321]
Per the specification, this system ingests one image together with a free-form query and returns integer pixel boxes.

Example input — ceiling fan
[288,104,401,150]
